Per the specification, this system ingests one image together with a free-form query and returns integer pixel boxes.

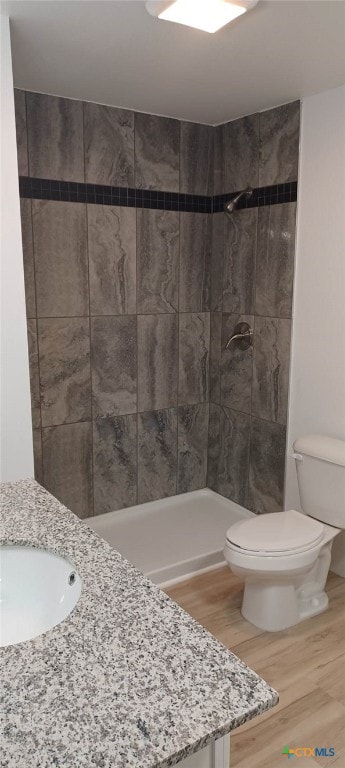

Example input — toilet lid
[226,510,324,554]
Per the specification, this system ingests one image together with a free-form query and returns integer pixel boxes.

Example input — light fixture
[145,0,258,34]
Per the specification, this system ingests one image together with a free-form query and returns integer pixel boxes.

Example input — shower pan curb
[86,488,254,587]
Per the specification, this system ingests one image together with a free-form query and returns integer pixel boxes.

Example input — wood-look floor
[165,567,345,768]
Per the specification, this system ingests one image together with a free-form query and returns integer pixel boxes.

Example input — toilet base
[225,536,337,632]
[241,581,329,632]
[298,590,329,621]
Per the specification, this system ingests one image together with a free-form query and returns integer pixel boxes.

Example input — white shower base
[86,488,253,587]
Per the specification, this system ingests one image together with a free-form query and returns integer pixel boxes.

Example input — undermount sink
[0,545,82,647]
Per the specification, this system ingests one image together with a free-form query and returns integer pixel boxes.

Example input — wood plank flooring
[165,567,345,768]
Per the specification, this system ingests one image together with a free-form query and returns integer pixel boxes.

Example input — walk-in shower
[224,186,253,217]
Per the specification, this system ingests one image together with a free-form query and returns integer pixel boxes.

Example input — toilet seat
[226,509,324,557]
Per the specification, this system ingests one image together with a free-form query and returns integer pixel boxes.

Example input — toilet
[224,435,345,631]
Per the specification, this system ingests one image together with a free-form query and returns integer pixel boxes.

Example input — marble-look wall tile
[180,122,213,195]
[84,102,134,186]
[206,403,220,492]
[255,203,296,318]
[138,314,178,411]
[209,313,222,404]
[220,314,254,413]
[135,113,179,191]
[213,125,224,196]
[217,407,251,506]
[179,313,210,405]
[179,213,212,312]
[18,93,300,514]
[88,205,136,315]
[32,429,43,486]
[177,403,209,493]
[259,101,300,186]
[93,414,137,514]
[211,214,224,312]
[252,316,291,425]
[27,320,41,429]
[138,409,177,503]
[137,210,179,313]
[91,316,137,418]
[223,209,257,314]
[32,201,88,317]
[38,318,91,427]
[247,417,286,514]
[20,199,36,318]
[14,89,28,176]
[224,114,259,193]
[42,422,93,518]
[26,93,84,182]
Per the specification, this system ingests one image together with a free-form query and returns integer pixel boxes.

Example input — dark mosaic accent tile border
[213,182,297,213]
[19,177,211,213]
[19,177,297,212]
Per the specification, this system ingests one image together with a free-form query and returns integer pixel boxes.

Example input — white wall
[0,16,34,481]
[285,85,345,574]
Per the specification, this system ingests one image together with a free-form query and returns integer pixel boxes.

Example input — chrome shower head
[224,187,253,217]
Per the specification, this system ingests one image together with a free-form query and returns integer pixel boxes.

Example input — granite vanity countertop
[0,479,278,768]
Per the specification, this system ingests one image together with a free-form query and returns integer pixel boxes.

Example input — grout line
[32,309,238,320]
[222,123,226,197]
[282,202,299,508]
[24,91,30,178]
[38,401,212,431]
[251,205,260,322]
[245,415,254,511]
[41,420,93,430]
[178,118,181,195]
[215,311,292,322]
[35,318,43,436]
[136,409,139,506]
[134,111,139,506]
[134,111,139,504]
[83,101,95,517]
[248,205,260,502]
[133,111,137,191]
[27,192,45,486]
[219,402,287,429]
[176,195,181,495]
[135,198,139,506]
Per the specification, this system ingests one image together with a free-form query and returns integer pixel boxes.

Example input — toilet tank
[293,435,345,529]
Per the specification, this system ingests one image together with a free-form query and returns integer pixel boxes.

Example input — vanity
[0,480,278,767]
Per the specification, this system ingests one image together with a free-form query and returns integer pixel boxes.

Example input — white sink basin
[0,545,82,647]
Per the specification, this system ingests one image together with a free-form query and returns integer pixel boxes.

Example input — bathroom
[1,1,344,766]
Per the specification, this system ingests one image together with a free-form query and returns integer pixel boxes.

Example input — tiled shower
[208,104,299,514]
[15,90,299,518]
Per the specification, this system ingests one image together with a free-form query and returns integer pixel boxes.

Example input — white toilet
[224,435,345,631]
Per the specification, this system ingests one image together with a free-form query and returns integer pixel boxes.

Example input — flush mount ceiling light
[146,0,258,34]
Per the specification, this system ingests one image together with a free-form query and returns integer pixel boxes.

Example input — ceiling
[2,0,345,125]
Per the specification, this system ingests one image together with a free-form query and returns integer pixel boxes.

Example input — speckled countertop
[0,479,278,768]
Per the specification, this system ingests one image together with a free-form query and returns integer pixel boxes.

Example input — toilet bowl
[224,510,339,631]
[224,435,345,631]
